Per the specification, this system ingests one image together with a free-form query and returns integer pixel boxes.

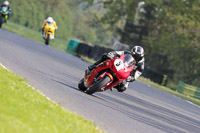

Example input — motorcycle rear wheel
[86,76,111,95]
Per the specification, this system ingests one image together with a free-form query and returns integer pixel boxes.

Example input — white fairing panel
[114,59,124,71]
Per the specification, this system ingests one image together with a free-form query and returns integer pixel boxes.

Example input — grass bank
[0,65,103,133]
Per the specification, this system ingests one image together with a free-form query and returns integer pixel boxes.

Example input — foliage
[84,0,145,45]
[84,0,200,87]
[143,0,200,86]
[0,0,112,45]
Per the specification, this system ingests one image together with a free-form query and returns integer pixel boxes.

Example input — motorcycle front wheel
[78,78,87,91]
[0,17,4,28]
[45,34,50,45]
[86,76,111,95]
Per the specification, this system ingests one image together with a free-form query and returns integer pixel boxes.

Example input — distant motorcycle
[0,7,9,28]
[78,54,137,95]
[43,22,55,45]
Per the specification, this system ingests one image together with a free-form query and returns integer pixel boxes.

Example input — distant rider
[0,1,12,22]
[88,46,145,92]
[41,17,58,39]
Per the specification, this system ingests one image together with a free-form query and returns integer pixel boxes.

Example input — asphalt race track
[0,29,200,133]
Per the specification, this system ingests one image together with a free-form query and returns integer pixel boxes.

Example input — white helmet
[3,1,9,6]
[47,17,53,23]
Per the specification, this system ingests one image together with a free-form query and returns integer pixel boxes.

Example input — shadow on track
[51,79,112,103]
[48,76,200,133]
[51,79,80,91]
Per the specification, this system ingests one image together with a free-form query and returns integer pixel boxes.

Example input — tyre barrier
[88,45,114,60]
[68,40,114,59]
[142,68,168,86]
[177,81,200,99]
[75,43,93,57]
[67,39,80,52]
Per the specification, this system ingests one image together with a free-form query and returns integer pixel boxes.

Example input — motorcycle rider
[0,1,12,22]
[88,46,145,92]
[41,17,58,39]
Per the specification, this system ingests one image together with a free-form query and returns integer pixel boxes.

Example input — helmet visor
[48,21,53,26]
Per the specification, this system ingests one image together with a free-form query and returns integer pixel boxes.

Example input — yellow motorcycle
[43,24,55,45]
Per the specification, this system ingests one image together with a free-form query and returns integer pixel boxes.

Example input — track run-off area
[0,29,200,133]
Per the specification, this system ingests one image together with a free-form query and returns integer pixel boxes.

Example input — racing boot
[88,58,104,71]
[88,55,108,72]
[114,83,127,92]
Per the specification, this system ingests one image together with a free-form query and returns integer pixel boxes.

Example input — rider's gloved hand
[107,52,116,59]
[101,53,109,60]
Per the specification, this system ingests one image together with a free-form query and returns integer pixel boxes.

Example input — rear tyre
[78,78,87,91]
[86,76,111,95]
[45,34,50,45]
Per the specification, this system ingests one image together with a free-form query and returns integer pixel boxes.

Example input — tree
[143,0,200,86]
[0,0,108,44]
[85,0,200,86]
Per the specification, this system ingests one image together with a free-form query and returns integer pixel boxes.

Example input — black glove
[102,53,109,60]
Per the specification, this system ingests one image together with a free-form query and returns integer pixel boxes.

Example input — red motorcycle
[78,54,137,95]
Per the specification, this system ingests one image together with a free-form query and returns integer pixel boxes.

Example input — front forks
[5,15,8,20]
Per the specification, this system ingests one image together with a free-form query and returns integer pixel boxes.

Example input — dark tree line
[86,0,200,87]
[0,0,112,45]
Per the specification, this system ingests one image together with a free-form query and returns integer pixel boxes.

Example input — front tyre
[45,34,50,45]
[78,78,87,91]
[86,76,111,95]
[0,17,4,28]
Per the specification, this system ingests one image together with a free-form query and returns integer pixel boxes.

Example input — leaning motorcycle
[43,23,55,45]
[0,7,9,28]
[78,54,137,95]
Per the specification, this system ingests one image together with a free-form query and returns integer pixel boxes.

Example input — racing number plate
[114,59,124,71]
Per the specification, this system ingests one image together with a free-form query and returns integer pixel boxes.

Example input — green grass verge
[138,77,200,106]
[2,21,68,51]
[0,66,103,133]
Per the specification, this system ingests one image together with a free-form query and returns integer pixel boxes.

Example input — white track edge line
[0,63,66,110]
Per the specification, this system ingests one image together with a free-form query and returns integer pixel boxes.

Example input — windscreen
[124,54,135,67]
[1,7,8,13]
